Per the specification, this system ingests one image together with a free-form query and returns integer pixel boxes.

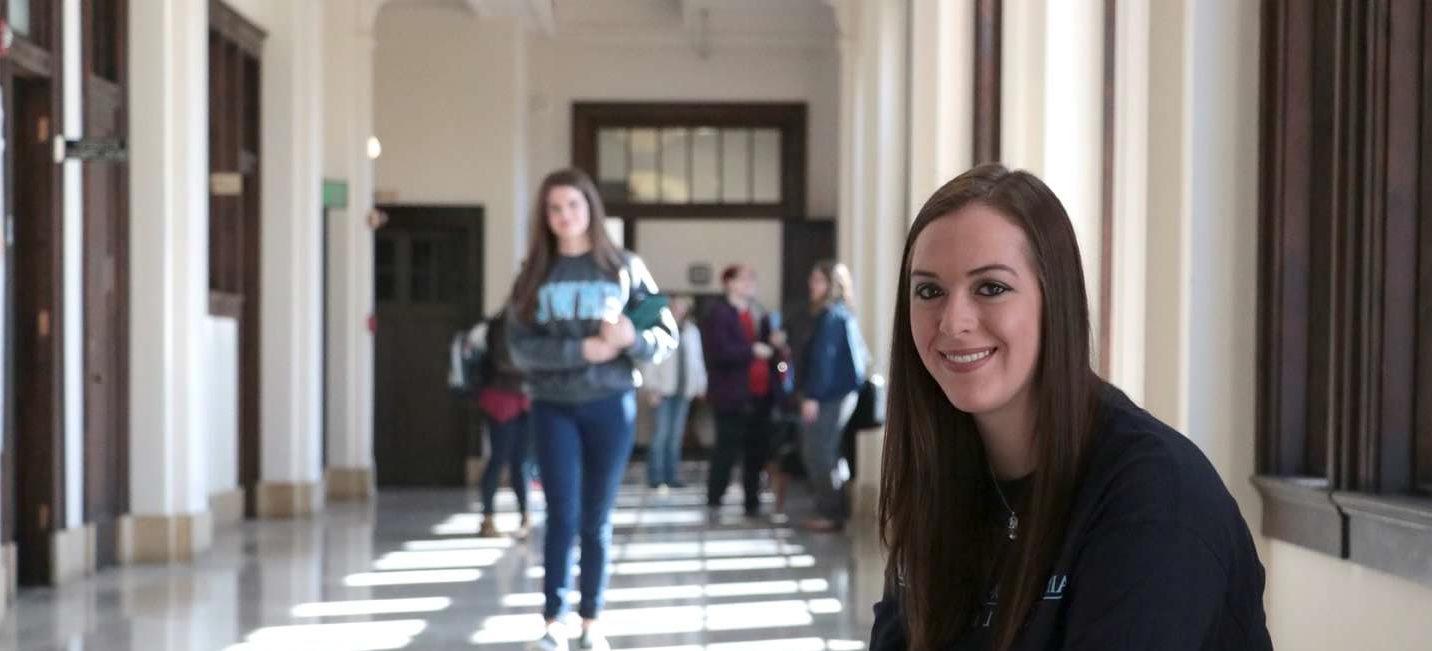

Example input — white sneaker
[527,623,569,651]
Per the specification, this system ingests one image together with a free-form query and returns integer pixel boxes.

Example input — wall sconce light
[367,136,382,160]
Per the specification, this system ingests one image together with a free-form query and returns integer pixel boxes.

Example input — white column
[1181,0,1260,510]
[999,0,1046,172]
[1143,0,1191,431]
[321,0,377,501]
[908,0,974,208]
[831,0,909,527]
[857,0,908,375]
[832,0,864,289]
[127,0,213,559]
[60,0,83,534]
[1118,0,1260,513]
[1108,0,1149,404]
[260,0,326,517]
[1000,0,1106,368]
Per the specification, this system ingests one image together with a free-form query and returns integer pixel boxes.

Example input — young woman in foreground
[870,164,1272,650]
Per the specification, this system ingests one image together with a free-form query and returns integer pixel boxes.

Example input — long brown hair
[509,168,625,322]
[810,259,856,313]
[878,163,1101,650]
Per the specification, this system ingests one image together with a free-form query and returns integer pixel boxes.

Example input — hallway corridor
[1,465,876,651]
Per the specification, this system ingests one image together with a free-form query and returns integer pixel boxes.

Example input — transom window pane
[660,129,690,203]
[597,128,629,202]
[691,129,721,202]
[628,129,659,202]
[751,129,782,203]
[721,129,751,203]
[594,124,783,206]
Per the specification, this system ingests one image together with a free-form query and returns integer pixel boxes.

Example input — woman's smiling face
[907,203,1043,422]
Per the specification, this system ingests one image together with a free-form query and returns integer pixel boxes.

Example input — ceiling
[375,0,838,49]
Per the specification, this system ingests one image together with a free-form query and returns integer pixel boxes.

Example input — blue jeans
[479,411,532,516]
[648,396,691,486]
[533,391,637,621]
[801,392,859,523]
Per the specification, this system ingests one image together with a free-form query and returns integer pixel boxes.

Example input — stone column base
[257,481,324,519]
[119,512,213,565]
[1,543,15,613]
[51,524,97,584]
[209,488,247,528]
[325,467,375,502]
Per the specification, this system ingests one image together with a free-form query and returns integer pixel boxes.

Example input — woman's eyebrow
[966,263,1018,278]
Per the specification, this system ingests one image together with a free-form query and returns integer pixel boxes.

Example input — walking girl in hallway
[796,260,867,533]
[506,168,678,651]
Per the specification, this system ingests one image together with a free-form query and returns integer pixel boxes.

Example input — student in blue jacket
[796,259,867,533]
[870,164,1270,650]
[506,168,678,651]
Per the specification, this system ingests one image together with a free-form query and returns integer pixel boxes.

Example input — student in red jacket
[700,265,782,517]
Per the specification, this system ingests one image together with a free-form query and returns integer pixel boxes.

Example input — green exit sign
[323,179,348,209]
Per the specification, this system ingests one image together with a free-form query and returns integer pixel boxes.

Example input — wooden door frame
[79,0,129,571]
[4,0,66,586]
[209,0,265,518]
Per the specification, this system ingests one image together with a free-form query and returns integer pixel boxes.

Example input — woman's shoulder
[1082,384,1247,534]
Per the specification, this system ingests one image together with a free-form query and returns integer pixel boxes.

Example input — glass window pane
[721,129,751,203]
[628,129,659,203]
[9,0,30,36]
[597,129,629,202]
[752,129,782,203]
[691,128,721,203]
[660,129,690,203]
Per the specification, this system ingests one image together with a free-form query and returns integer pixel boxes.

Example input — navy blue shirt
[870,384,1272,650]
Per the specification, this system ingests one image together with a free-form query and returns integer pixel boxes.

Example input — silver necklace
[988,461,1019,541]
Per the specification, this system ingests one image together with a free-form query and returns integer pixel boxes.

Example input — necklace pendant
[1007,513,1019,541]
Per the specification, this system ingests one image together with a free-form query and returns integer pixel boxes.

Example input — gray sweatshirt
[506,251,678,404]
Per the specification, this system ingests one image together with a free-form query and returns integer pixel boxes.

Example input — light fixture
[367,136,382,160]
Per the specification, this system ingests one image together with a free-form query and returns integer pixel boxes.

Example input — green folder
[624,293,670,330]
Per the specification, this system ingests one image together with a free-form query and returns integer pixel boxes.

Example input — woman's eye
[913,283,944,300]
[976,282,1011,297]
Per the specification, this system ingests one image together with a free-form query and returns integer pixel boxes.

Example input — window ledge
[1253,475,1432,589]
[1333,492,1432,587]
[1252,476,1343,559]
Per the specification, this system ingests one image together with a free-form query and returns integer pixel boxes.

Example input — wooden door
[12,73,61,586]
[373,206,483,487]
[81,0,128,570]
